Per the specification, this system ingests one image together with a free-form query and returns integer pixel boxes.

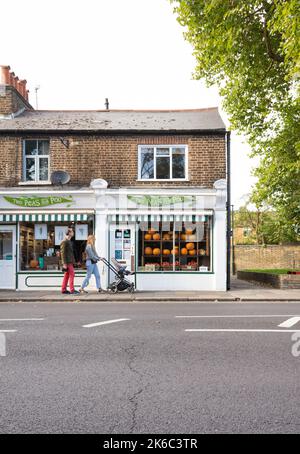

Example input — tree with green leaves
[170,0,300,233]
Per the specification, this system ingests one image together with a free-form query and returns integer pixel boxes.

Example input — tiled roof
[0,108,226,132]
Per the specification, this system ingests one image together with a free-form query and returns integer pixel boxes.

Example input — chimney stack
[0,65,29,101]
[0,64,32,115]
[105,98,109,110]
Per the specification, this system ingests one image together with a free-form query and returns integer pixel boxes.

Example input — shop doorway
[0,226,16,289]
[109,224,135,284]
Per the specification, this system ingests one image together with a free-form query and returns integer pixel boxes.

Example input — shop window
[137,218,212,272]
[138,146,187,180]
[19,221,93,271]
[23,140,50,182]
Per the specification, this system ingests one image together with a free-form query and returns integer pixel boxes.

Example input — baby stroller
[100,257,135,293]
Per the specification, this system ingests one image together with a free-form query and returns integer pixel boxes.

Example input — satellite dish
[50,171,70,185]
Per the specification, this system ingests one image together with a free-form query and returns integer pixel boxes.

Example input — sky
[0,0,259,207]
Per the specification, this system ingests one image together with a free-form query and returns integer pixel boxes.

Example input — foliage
[170,0,300,226]
[234,204,299,244]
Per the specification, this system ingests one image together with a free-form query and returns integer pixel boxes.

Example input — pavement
[0,277,300,302]
[1,302,300,433]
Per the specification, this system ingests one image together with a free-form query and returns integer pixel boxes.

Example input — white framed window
[22,140,50,183]
[138,145,188,181]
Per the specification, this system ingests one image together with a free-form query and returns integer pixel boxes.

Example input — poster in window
[115,250,122,260]
[123,250,131,260]
[123,229,131,238]
[34,224,47,240]
[115,229,122,239]
[115,239,122,250]
[75,224,88,241]
[123,239,131,250]
[55,226,68,245]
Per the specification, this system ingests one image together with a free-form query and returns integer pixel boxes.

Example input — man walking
[60,227,80,295]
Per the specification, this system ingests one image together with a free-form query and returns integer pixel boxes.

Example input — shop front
[93,179,227,291]
[0,189,95,290]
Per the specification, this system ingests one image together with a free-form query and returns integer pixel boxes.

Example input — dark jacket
[60,239,75,265]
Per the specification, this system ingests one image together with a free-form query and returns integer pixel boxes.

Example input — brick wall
[0,134,226,187]
[233,244,300,271]
[0,86,31,115]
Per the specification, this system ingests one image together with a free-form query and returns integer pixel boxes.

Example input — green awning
[108,213,211,223]
[0,213,91,222]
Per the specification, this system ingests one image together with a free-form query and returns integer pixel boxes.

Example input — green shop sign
[4,195,74,208]
[127,195,195,207]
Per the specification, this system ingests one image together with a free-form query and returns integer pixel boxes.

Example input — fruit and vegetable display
[140,225,209,271]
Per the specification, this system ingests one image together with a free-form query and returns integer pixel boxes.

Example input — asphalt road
[0,302,300,434]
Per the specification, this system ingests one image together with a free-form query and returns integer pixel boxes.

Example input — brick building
[0,65,229,291]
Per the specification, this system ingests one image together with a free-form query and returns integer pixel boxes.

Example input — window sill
[18,181,52,186]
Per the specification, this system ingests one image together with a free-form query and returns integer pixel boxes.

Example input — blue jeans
[82,260,101,289]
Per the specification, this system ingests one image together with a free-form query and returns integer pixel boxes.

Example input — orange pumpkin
[189,249,196,256]
[153,248,161,255]
[29,259,38,268]
[144,233,152,240]
[144,247,153,255]
[181,234,187,241]
[186,242,195,250]
[163,249,171,255]
[163,233,171,240]
[152,233,161,240]
[171,248,179,255]
[181,248,188,255]
[185,228,194,235]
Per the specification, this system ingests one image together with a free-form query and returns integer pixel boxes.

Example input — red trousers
[61,264,75,293]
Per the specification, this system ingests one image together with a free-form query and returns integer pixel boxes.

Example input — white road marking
[185,329,300,333]
[176,315,299,318]
[278,317,300,328]
[0,330,17,333]
[83,318,130,328]
[0,318,45,322]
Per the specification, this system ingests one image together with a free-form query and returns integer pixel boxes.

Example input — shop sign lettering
[127,195,194,207]
[4,195,74,207]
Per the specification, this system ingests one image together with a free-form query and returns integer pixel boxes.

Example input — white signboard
[34,224,47,240]
[55,226,68,245]
[75,224,88,240]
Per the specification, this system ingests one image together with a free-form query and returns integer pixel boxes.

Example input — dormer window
[22,140,50,183]
[138,145,188,181]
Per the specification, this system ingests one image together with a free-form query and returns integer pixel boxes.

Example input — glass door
[109,224,135,284]
[0,226,16,289]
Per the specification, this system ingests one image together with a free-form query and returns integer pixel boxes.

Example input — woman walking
[79,235,103,293]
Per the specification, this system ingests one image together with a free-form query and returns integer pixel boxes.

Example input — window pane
[140,148,154,179]
[26,157,36,181]
[156,148,170,157]
[39,157,49,181]
[0,232,13,260]
[25,140,38,155]
[172,148,185,179]
[38,140,50,155]
[156,156,170,179]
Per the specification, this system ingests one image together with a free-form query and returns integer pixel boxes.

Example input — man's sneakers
[61,290,70,294]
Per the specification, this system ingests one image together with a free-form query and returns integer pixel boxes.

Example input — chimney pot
[0,65,11,85]
[13,76,19,90]
[9,71,15,85]
[105,98,109,110]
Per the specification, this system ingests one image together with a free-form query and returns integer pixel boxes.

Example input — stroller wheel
[111,285,118,293]
[128,284,135,293]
